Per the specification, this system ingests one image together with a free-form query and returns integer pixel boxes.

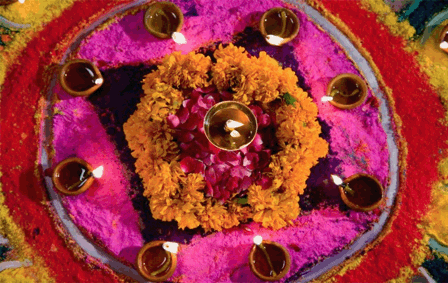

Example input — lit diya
[0,0,24,5]
[324,73,368,109]
[440,24,448,53]
[331,174,384,211]
[144,1,186,44]
[249,235,291,281]
[204,101,258,151]
[51,157,103,195]
[59,59,103,97]
[259,7,300,46]
[136,241,178,282]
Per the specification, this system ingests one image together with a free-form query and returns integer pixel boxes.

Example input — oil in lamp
[59,59,103,97]
[50,157,104,195]
[326,73,368,109]
[259,7,300,46]
[331,174,384,211]
[204,101,258,151]
[136,241,178,282]
[144,1,187,44]
[440,24,448,53]
[249,235,291,281]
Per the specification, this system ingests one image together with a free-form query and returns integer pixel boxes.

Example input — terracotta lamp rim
[52,157,94,195]
[259,7,300,46]
[440,24,448,53]
[144,1,184,39]
[326,73,368,110]
[136,241,177,282]
[59,59,103,97]
[248,240,291,281]
[339,173,384,212]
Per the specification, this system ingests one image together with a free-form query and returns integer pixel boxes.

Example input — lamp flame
[266,34,285,46]
[18,0,25,3]
[331,174,343,186]
[163,242,179,254]
[172,32,187,45]
[440,41,448,49]
[230,130,241,138]
[253,235,263,246]
[321,96,334,102]
[95,78,103,85]
[92,166,104,178]
[226,120,244,129]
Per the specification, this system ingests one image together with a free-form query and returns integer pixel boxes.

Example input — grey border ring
[39,0,400,282]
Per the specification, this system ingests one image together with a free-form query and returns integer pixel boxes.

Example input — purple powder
[51,0,390,281]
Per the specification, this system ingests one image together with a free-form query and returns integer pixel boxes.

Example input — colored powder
[314,0,448,281]
[52,86,144,263]
[51,0,390,281]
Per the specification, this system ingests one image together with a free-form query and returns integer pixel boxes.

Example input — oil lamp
[259,7,300,46]
[326,73,368,109]
[51,157,103,195]
[144,1,187,44]
[136,241,178,282]
[59,59,103,97]
[331,174,383,211]
[0,0,24,5]
[249,235,291,281]
[440,24,448,53]
[204,101,258,151]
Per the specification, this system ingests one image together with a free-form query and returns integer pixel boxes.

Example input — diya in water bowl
[204,101,258,151]
[326,73,368,110]
[332,174,384,212]
[144,1,184,40]
[136,241,178,282]
[50,157,103,195]
[59,59,103,97]
[259,7,300,46]
[249,236,291,281]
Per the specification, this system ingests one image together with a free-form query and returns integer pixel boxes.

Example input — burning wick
[95,78,103,85]
[67,165,104,191]
[225,119,244,138]
[172,32,187,45]
[331,174,355,195]
[321,96,334,102]
[163,242,179,254]
[18,0,25,3]
[253,236,277,277]
[150,242,179,277]
[440,41,448,49]
[266,35,285,46]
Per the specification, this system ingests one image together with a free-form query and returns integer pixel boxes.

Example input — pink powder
[51,0,390,281]
[53,85,144,263]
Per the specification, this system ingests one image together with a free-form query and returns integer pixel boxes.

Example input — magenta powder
[51,0,390,281]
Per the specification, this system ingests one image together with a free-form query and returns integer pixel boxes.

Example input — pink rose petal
[177,106,189,124]
[230,165,252,178]
[180,156,205,175]
[167,114,180,128]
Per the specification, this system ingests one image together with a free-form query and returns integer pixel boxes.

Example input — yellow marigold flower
[180,173,205,203]
[199,200,239,232]
[156,51,212,89]
[150,195,181,222]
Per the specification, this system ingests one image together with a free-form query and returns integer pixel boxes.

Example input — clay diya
[51,157,103,195]
[249,236,291,281]
[326,73,368,110]
[333,174,384,212]
[204,101,258,151]
[59,59,103,97]
[0,0,20,5]
[136,241,178,282]
[144,1,184,40]
[439,24,448,53]
[260,7,300,46]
